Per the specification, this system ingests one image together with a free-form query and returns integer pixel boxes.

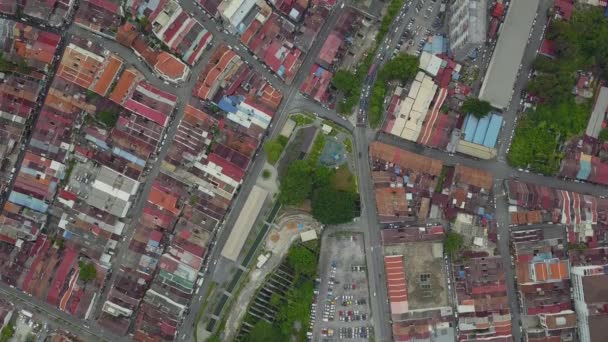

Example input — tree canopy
[264,136,288,165]
[97,110,119,128]
[460,98,493,119]
[0,53,11,72]
[378,54,420,83]
[286,245,317,278]
[244,321,284,342]
[599,128,608,142]
[368,54,419,127]
[312,188,357,225]
[509,8,602,174]
[0,325,14,342]
[332,70,358,96]
[278,160,312,205]
[508,99,589,174]
[443,231,464,256]
[78,261,97,282]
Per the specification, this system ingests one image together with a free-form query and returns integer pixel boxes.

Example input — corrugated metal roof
[8,191,48,213]
[577,157,591,180]
[472,115,490,145]
[482,114,503,148]
[463,114,478,142]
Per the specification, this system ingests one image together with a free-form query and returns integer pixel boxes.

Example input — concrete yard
[384,241,448,311]
[313,233,373,341]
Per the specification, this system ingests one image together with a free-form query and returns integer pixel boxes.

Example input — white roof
[300,230,318,242]
[479,0,540,109]
[390,71,438,142]
[419,52,443,77]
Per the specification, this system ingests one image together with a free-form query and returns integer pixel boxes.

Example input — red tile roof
[318,31,342,65]
[123,98,169,127]
[155,52,188,81]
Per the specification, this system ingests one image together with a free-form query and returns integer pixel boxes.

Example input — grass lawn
[331,165,357,193]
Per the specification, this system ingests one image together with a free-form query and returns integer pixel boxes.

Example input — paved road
[177,2,353,341]
[0,281,128,341]
[353,127,394,341]
[350,1,426,340]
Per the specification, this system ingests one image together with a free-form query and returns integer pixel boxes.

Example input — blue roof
[463,114,478,142]
[9,191,48,213]
[482,114,503,148]
[112,147,146,167]
[472,115,490,145]
[315,66,326,77]
[577,159,591,180]
[85,134,109,150]
[431,35,446,54]
[218,96,239,114]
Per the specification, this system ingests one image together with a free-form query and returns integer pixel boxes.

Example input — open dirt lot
[384,241,448,310]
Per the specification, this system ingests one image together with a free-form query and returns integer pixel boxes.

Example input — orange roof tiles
[258,83,283,110]
[132,37,159,66]
[523,259,570,283]
[116,22,138,47]
[57,44,104,89]
[92,54,123,96]
[370,142,443,176]
[196,48,240,100]
[110,68,141,105]
[148,187,180,215]
[375,187,408,218]
[535,263,548,282]
[14,40,55,66]
[454,164,493,189]
[183,104,217,126]
[154,52,188,81]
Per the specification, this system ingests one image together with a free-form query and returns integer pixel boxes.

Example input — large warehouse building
[479,0,540,109]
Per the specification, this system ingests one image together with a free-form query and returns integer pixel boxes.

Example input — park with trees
[508,8,608,174]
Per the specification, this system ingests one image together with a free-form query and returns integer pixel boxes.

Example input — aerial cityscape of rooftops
[0,0,608,341]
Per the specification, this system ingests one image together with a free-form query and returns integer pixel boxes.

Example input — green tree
[0,53,12,72]
[264,139,286,165]
[138,16,150,31]
[311,188,357,225]
[262,169,271,179]
[599,128,608,141]
[443,231,464,256]
[312,166,334,189]
[244,321,283,342]
[379,54,419,83]
[286,245,317,278]
[78,261,97,282]
[269,292,282,307]
[278,160,312,205]
[275,279,315,338]
[460,98,493,119]
[97,110,119,128]
[332,70,358,96]
[17,58,31,74]
[0,325,14,342]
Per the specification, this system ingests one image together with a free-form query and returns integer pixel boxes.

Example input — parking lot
[312,233,373,341]
[402,0,446,57]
